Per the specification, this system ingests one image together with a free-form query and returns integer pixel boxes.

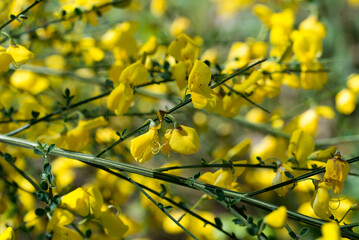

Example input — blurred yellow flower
[61,187,90,217]
[46,208,74,233]
[265,206,287,229]
[308,146,337,161]
[140,36,158,55]
[324,153,350,195]
[119,62,148,85]
[0,227,14,240]
[107,83,134,116]
[170,17,191,37]
[288,129,315,166]
[150,0,166,17]
[52,225,82,240]
[6,43,34,67]
[0,51,13,72]
[336,88,356,115]
[318,222,341,240]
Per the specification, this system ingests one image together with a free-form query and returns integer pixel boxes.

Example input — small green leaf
[48,144,56,153]
[215,189,225,201]
[85,229,92,238]
[43,162,51,174]
[214,217,222,228]
[36,191,50,203]
[34,148,43,156]
[288,230,297,239]
[157,203,163,209]
[232,218,246,226]
[122,128,128,136]
[74,8,82,15]
[52,195,61,206]
[284,171,294,179]
[159,184,167,198]
[164,116,173,124]
[40,181,48,191]
[193,171,201,181]
[35,208,46,216]
[230,197,241,206]
[4,153,13,162]
[47,174,53,185]
[164,205,173,211]
[115,131,121,137]
[31,111,40,119]
[300,227,309,236]
[200,158,207,165]
[184,94,192,102]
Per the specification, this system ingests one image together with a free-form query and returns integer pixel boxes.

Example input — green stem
[155,163,314,172]
[0,0,44,31]
[1,153,42,192]
[1,134,359,239]
[71,223,86,239]
[339,209,351,223]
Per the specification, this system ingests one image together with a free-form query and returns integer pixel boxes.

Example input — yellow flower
[335,88,356,115]
[46,208,74,233]
[308,146,337,161]
[63,117,107,151]
[6,43,34,67]
[265,206,287,229]
[0,227,14,240]
[61,187,90,217]
[297,108,318,135]
[107,83,134,115]
[87,186,104,218]
[161,125,200,155]
[291,30,322,63]
[168,34,198,62]
[215,90,244,117]
[199,168,233,189]
[98,210,129,238]
[10,70,49,95]
[171,61,188,90]
[130,124,160,163]
[119,62,148,85]
[150,0,166,17]
[300,62,327,90]
[288,129,315,166]
[0,51,13,72]
[170,17,191,37]
[299,15,326,39]
[52,225,82,240]
[311,182,332,219]
[324,153,350,195]
[318,222,341,240]
[140,36,158,55]
[225,138,251,160]
[272,163,293,197]
[187,60,217,111]
[252,4,272,27]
